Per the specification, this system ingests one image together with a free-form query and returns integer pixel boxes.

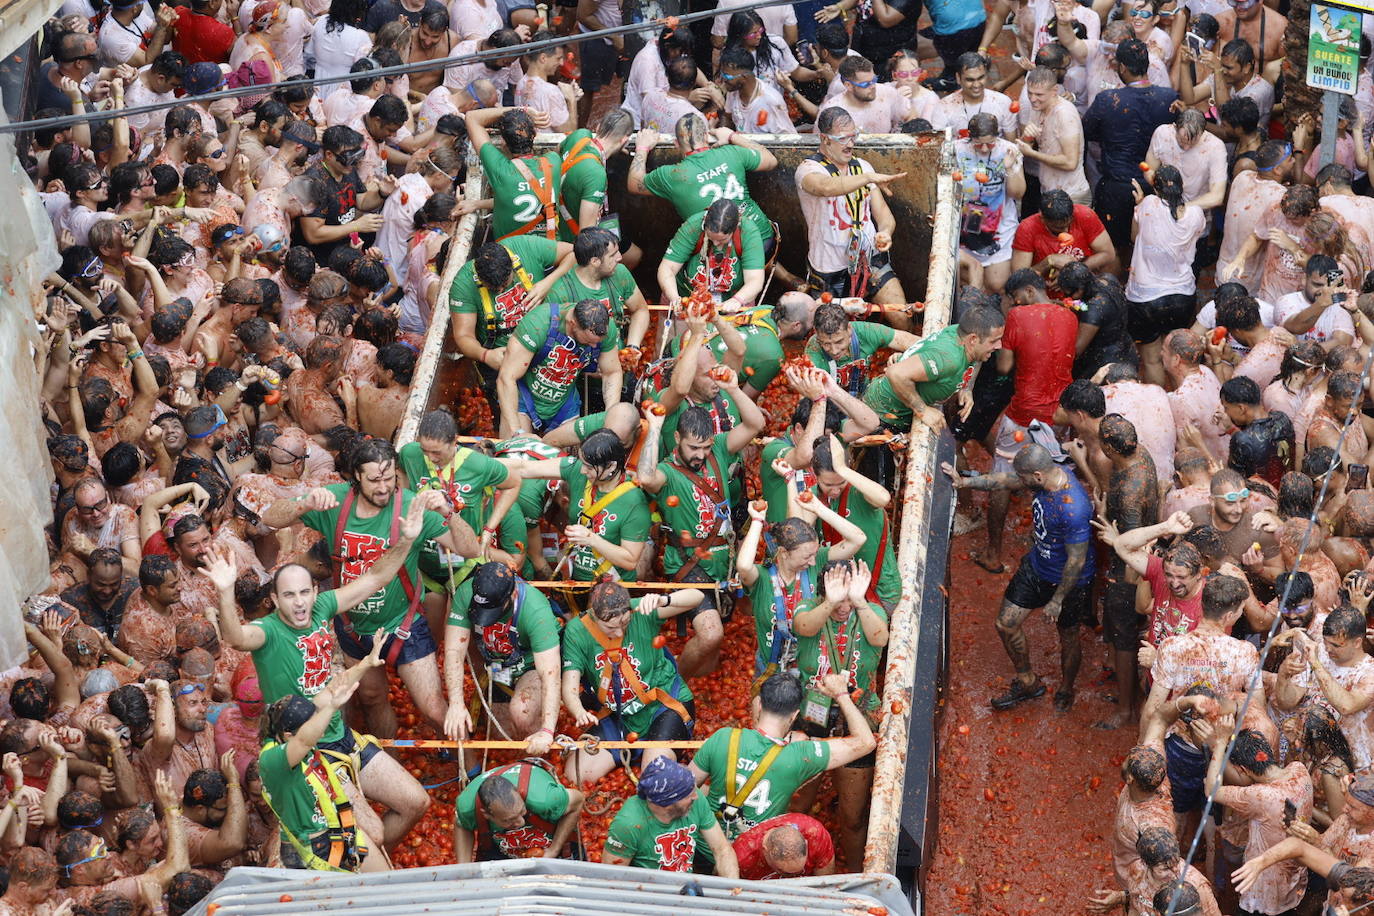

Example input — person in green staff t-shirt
[454,761,585,862]
[444,562,562,756]
[603,756,738,876]
[467,106,563,242]
[258,673,386,871]
[549,227,650,350]
[397,408,524,571]
[493,434,566,577]
[199,497,433,852]
[791,559,889,870]
[449,237,575,378]
[687,673,875,839]
[863,304,1005,432]
[757,368,880,524]
[735,504,866,676]
[637,378,766,678]
[811,435,902,610]
[561,581,705,787]
[518,429,652,585]
[628,113,777,257]
[259,438,480,741]
[806,299,919,399]
[666,292,818,400]
[556,110,633,246]
[497,298,623,437]
[657,199,766,313]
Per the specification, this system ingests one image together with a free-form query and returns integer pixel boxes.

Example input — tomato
[279,895,293,903]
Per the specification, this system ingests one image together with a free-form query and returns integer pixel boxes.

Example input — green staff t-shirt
[448,578,561,679]
[862,326,974,427]
[455,763,571,856]
[558,458,651,581]
[561,604,692,734]
[251,591,344,743]
[663,214,764,300]
[604,792,718,870]
[299,484,448,635]
[643,146,774,243]
[512,302,620,421]
[448,235,562,350]
[691,727,831,827]
[479,144,563,242]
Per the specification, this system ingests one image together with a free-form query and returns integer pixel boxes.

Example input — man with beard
[403,9,456,96]
[136,675,215,797]
[1187,467,1279,574]
[261,438,479,740]
[203,496,433,852]
[549,227,650,351]
[638,388,767,678]
[178,757,247,872]
[944,444,1095,712]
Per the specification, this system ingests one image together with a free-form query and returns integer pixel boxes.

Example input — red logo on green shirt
[296,629,334,693]
[653,825,697,871]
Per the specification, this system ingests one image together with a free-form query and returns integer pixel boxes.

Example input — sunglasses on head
[187,404,228,440]
[62,840,107,873]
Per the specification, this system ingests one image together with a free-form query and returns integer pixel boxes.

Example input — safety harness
[556,137,603,235]
[665,451,732,583]
[473,760,559,857]
[719,728,785,840]
[763,564,812,672]
[808,154,873,296]
[330,489,423,666]
[575,479,639,579]
[261,744,363,872]
[501,156,558,241]
[477,250,536,342]
[580,612,692,723]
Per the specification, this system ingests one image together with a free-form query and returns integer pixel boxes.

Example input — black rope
[2,0,802,134]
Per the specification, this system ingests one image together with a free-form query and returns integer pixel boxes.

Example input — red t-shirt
[1145,553,1204,647]
[1001,301,1078,427]
[733,814,835,880]
[1011,205,1106,265]
[172,9,236,65]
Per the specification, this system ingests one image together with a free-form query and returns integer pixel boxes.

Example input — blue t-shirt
[925,0,986,35]
[1029,473,1096,586]
[1083,86,1180,183]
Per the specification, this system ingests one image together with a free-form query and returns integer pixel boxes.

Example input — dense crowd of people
[17,0,1374,908]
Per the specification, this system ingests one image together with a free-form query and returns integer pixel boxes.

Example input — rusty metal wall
[598,133,946,301]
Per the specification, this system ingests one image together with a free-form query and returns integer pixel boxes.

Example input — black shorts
[588,697,696,768]
[318,728,384,772]
[333,611,438,665]
[806,251,897,301]
[951,366,1012,444]
[1002,555,1094,630]
[579,38,622,93]
[1102,576,1143,652]
[672,564,731,631]
[1127,293,1197,345]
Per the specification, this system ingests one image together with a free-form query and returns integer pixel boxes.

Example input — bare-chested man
[285,335,349,435]
[357,343,415,440]
[1097,413,1159,730]
[191,279,263,371]
[404,8,457,96]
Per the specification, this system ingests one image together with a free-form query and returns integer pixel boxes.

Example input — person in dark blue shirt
[943,444,1095,712]
[1082,38,1180,267]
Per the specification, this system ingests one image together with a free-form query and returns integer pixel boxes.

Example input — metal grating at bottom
[188,861,916,915]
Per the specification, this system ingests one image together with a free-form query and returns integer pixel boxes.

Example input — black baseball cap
[469,561,516,627]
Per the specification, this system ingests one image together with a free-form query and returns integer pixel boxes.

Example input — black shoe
[1053,689,1074,712]
[990,678,1046,710]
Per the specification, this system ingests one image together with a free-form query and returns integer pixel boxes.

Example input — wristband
[205,358,219,366]
[226,783,240,790]
[814,394,828,403]
[537,727,555,736]
[166,805,182,815]
[234,380,248,392]
[126,350,143,362]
